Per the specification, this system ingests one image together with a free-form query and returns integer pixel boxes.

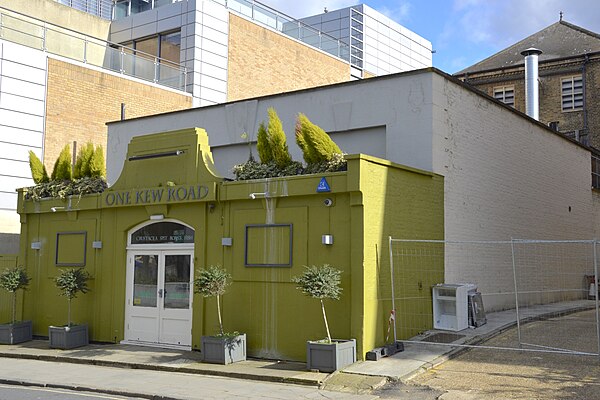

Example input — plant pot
[0,320,33,345]
[306,338,356,373]
[49,324,89,349]
[201,333,246,364]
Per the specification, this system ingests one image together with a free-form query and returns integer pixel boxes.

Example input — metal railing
[54,0,113,20]
[220,0,351,64]
[0,9,187,91]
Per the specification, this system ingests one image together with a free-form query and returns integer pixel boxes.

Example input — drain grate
[421,332,465,343]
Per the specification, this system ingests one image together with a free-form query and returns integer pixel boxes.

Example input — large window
[493,85,514,107]
[561,76,583,111]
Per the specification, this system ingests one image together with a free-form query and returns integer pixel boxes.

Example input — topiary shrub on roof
[233,112,346,180]
[295,113,341,164]
[73,143,94,179]
[51,144,72,181]
[28,151,49,184]
[89,145,106,178]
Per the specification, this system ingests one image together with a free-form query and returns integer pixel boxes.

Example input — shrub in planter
[0,267,32,344]
[292,264,356,372]
[194,265,246,364]
[49,268,91,349]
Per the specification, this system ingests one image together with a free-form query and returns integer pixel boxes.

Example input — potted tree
[194,265,246,364]
[0,266,32,344]
[49,268,90,349]
[292,264,356,373]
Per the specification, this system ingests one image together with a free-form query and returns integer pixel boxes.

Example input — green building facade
[12,128,443,361]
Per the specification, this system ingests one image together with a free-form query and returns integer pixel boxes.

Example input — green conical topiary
[73,143,94,179]
[51,145,72,181]
[89,145,106,178]
[267,108,292,168]
[256,121,273,164]
[296,114,341,164]
[28,151,49,184]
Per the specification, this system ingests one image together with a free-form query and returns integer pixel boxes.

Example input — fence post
[389,236,397,342]
[594,240,600,358]
[511,238,523,348]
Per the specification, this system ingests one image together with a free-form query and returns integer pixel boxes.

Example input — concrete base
[307,339,356,373]
[201,333,246,364]
[49,324,89,349]
[0,320,33,344]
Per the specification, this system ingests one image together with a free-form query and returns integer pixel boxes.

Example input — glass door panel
[164,255,191,309]
[133,254,158,307]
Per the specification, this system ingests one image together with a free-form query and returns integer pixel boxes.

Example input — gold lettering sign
[104,185,211,207]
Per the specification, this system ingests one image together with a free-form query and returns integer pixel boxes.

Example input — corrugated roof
[456,20,600,75]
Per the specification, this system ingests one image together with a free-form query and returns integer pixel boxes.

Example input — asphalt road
[0,358,376,400]
[0,384,142,400]
[408,309,600,400]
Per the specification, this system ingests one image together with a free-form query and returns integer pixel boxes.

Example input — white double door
[125,249,194,347]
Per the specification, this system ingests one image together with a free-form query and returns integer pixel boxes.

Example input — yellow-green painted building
[12,128,443,361]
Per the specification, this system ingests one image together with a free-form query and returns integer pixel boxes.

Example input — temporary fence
[387,238,600,357]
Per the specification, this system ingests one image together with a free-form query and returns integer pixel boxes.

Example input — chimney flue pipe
[521,48,543,120]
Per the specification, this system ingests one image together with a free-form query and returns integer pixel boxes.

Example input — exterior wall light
[92,241,103,249]
[322,235,334,245]
[221,237,233,246]
[150,214,164,220]
[31,241,41,250]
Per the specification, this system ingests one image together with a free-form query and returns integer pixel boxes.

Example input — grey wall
[107,71,436,183]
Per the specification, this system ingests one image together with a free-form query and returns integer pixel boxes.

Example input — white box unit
[432,284,469,331]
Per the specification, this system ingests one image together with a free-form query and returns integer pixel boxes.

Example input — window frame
[561,75,583,112]
[492,85,515,107]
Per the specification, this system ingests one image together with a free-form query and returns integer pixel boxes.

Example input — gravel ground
[410,310,600,400]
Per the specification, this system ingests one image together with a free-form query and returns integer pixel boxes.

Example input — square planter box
[49,324,89,349]
[0,320,33,345]
[201,333,246,364]
[307,338,356,373]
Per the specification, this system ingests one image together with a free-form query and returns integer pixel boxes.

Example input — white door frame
[123,220,195,350]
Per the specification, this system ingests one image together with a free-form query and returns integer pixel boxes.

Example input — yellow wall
[227,14,351,101]
[14,128,444,361]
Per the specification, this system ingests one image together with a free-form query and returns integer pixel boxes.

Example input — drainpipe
[521,48,543,120]
[583,53,589,141]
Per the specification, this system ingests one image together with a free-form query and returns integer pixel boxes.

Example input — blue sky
[266,0,600,74]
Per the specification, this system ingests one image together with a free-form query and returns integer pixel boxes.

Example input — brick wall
[227,14,350,101]
[463,56,600,148]
[44,58,192,169]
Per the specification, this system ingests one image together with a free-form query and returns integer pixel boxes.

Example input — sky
[263,0,600,74]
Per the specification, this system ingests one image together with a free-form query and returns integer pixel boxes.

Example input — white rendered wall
[110,0,229,107]
[0,40,46,234]
[107,70,595,312]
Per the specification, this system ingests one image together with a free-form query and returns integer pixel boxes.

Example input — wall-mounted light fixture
[150,214,164,220]
[249,192,267,200]
[92,241,103,249]
[322,234,334,245]
[221,237,233,246]
[31,241,41,250]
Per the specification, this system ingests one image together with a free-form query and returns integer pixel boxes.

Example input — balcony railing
[54,0,114,20]
[0,8,187,92]
[112,0,352,66]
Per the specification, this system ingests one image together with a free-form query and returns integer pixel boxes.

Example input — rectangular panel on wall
[245,224,293,267]
[56,231,87,267]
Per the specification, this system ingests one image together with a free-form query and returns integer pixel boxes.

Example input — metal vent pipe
[521,48,543,120]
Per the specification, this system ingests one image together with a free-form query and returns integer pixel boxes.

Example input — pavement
[0,299,597,399]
